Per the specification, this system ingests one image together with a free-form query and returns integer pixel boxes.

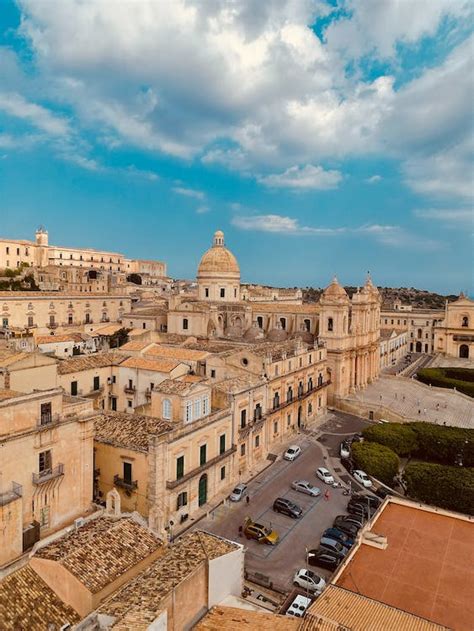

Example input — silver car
[291,480,321,497]
[229,483,247,502]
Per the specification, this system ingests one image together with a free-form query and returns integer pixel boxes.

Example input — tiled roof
[0,350,27,367]
[94,412,173,451]
[145,344,209,361]
[100,531,239,626]
[92,323,124,336]
[36,333,83,345]
[126,307,167,316]
[380,328,398,339]
[195,606,300,630]
[0,565,80,631]
[57,352,127,374]
[215,375,266,394]
[119,340,153,351]
[155,378,206,395]
[0,388,24,401]
[120,356,181,373]
[35,516,162,593]
[302,585,449,631]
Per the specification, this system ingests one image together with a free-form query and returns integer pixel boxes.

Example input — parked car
[273,497,303,519]
[322,527,354,548]
[340,457,354,474]
[307,548,340,571]
[375,486,393,499]
[319,536,349,558]
[229,483,247,502]
[353,469,373,488]
[243,518,279,545]
[341,513,365,528]
[333,515,361,537]
[351,492,381,509]
[339,441,351,459]
[284,445,302,461]
[347,502,368,520]
[286,595,312,618]
[293,569,326,594]
[291,480,321,497]
[316,467,334,485]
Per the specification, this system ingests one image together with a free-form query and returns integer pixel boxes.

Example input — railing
[270,381,331,413]
[114,474,138,491]
[124,385,136,394]
[47,322,58,329]
[37,413,61,429]
[166,446,237,489]
[145,388,152,399]
[0,482,22,507]
[32,463,64,485]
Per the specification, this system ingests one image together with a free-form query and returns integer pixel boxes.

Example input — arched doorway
[459,344,469,359]
[198,474,208,507]
[297,406,302,428]
[416,341,422,352]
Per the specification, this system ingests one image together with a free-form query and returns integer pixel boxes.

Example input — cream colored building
[434,293,474,359]
[381,306,443,354]
[0,388,95,567]
[379,328,408,369]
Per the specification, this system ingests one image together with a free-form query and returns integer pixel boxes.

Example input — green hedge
[362,423,418,456]
[351,442,400,486]
[403,462,474,515]
[417,367,474,398]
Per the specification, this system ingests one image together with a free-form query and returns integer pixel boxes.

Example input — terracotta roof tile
[145,344,209,361]
[120,356,181,372]
[57,352,128,374]
[94,412,173,452]
[36,333,83,345]
[0,565,80,631]
[195,606,299,630]
[119,340,153,351]
[155,378,207,395]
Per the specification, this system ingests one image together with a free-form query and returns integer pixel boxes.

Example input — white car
[229,483,248,501]
[339,442,350,459]
[316,467,334,485]
[284,445,301,461]
[291,480,321,497]
[293,569,326,594]
[353,470,373,488]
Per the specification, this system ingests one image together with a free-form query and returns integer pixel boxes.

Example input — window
[194,398,202,419]
[2,317,8,327]
[176,456,184,479]
[39,450,52,474]
[49,315,55,325]
[5,246,8,254]
[177,491,188,509]
[240,409,247,428]
[240,444,246,456]
[254,403,262,420]
[85,313,91,324]
[162,398,171,419]
[308,377,313,390]
[127,400,133,408]
[202,395,209,416]
[71,381,78,396]
[185,400,193,422]
[40,402,52,425]
[309,354,312,364]
[93,376,100,391]
[257,316,263,329]
[68,313,73,325]
[219,434,226,454]
[200,444,207,465]
[123,462,132,484]
[220,288,225,298]
[328,317,333,332]
[308,402,312,414]
[273,392,280,409]
[210,369,216,378]
[183,318,188,330]
[273,421,278,434]
[255,435,260,448]
[220,466,226,481]
[287,414,291,427]
[287,386,293,402]
[28,316,34,327]
[205,288,209,297]
[280,317,286,330]
[462,316,469,327]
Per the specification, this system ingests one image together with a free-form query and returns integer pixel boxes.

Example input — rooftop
[36,333,84,345]
[57,352,128,374]
[195,606,299,631]
[215,374,266,394]
[120,356,182,373]
[99,531,239,627]
[145,344,210,361]
[0,565,80,631]
[95,412,173,452]
[0,388,24,401]
[35,516,162,594]
[304,585,449,631]
[335,499,474,631]
[92,323,124,336]
[155,377,208,395]
[119,339,154,351]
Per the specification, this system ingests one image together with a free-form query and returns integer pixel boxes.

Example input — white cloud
[0,92,70,136]
[196,205,210,214]
[414,208,473,224]
[258,164,342,190]
[366,175,382,184]
[172,186,206,200]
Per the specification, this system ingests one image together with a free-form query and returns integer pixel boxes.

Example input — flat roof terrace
[335,500,474,631]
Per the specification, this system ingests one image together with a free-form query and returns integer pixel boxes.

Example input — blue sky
[0,1,472,293]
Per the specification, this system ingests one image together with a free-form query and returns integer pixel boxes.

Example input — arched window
[298,381,304,397]
[280,317,286,330]
[308,377,313,391]
[304,319,311,332]
[459,344,469,359]
[462,316,469,328]
[318,373,323,387]
[328,317,333,332]
[287,386,293,402]
[162,399,171,419]
[417,328,422,338]
[183,318,188,330]
[273,392,280,409]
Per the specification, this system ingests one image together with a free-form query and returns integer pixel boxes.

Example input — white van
[286,594,312,618]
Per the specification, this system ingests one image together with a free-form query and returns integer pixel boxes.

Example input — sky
[0,0,473,293]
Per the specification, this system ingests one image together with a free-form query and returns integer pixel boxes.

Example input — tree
[362,423,418,456]
[108,327,130,348]
[351,442,400,486]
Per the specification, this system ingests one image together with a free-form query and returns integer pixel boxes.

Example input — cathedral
[167,230,381,402]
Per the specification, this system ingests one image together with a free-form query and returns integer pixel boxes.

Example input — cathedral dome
[197,231,240,276]
[322,277,348,299]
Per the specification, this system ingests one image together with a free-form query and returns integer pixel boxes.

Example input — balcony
[47,322,58,329]
[145,388,152,399]
[0,482,22,507]
[32,464,64,485]
[124,385,136,394]
[166,446,237,490]
[114,474,138,492]
[85,385,105,398]
[270,381,330,413]
[37,413,61,429]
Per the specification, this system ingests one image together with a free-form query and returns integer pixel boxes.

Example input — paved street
[191,423,358,592]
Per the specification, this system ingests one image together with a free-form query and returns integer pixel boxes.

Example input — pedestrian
[418,409,421,415]
[246,495,250,505]
[423,408,427,415]
[324,490,330,501]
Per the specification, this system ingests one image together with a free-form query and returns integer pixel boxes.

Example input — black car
[347,500,370,518]
[351,493,381,509]
[272,497,303,519]
[340,457,354,474]
[375,486,394,499]
[343,511,365,528]
[322,527,354,548]
[333,515,361,537]
[307,548,340,571]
